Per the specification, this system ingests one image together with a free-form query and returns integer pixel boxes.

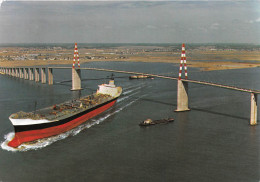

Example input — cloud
[210,23,220,30]
[248,17,260,23]
[255,17,260,22]
[146,25,158,29]
[1,1,259,44]
[0,0,6,7]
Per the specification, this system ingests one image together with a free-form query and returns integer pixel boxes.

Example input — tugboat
[139,118,174,126]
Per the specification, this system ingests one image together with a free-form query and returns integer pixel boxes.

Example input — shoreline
[1,59,259,71]
[0,46,259,71]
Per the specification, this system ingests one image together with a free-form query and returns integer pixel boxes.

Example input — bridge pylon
[71,43,82,91]
[175,43,190,112]
[178,43,188,80]
[175,80,190,112]
[250,93,257,125]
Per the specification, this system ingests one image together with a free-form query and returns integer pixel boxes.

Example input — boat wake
[1,86,146,152]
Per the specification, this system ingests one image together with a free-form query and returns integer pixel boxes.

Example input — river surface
[0,61,259,182]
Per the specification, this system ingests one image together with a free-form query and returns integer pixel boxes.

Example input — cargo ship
[8,79,122,148]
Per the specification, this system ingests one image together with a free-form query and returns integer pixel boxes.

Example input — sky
[0,0,260,44]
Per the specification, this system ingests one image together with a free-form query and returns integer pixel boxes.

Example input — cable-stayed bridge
[0,43,258,125]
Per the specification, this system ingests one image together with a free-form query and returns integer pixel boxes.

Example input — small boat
[129,75,153,79]
[139,118,174,126]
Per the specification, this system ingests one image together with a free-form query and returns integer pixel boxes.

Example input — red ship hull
[8,99,117,148]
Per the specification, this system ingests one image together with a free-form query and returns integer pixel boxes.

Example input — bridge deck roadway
[43,67,260,94]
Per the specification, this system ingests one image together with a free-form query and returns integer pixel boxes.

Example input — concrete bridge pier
[7,68,10,75]
[48,68,53,85]
[24,68,29,80]
[19,68,24,79]
[12,68,15,77]
[35,68,40,82]
[250,93,257,125]
[29,68,34,80]
[71,68,82,91]
[15,68,19,77]
[41,68,46,84]
[175,80,190,112]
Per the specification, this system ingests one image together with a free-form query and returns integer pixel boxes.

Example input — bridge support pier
[35,68,40,82]
[15,68,19,77]
[29,68,34,80]
[24,68,29,80]
[19,68,24,79]
[175,80,190,112]
[41,68,46,84]
[12,68,15,77]
[250,93,257,125]
[48,68,53,85]
[71,68,82,91]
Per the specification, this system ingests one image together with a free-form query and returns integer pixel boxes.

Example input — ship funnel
[109,80,115,86]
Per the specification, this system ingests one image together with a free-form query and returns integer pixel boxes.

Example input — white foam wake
[1,94,146,152]
[92,94,145,124]
[117,91,140,103]
[123,86,143,95]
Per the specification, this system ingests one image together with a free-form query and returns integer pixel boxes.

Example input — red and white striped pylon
[178,43,188,80]
[73,43,80,69]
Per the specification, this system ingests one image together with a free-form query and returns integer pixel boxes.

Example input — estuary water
[0,61,259,182]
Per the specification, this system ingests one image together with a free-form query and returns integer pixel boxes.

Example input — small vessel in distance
[129,75,154,79]
[8,79,122,148]
[139,118,174,126]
